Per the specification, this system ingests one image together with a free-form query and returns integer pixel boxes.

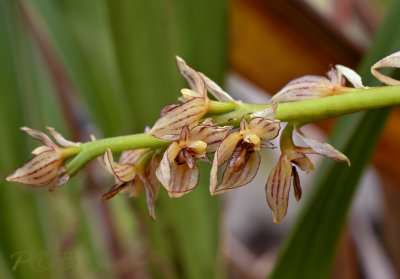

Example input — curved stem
[61,145,82,159]
[66,85,400,175]
[213,85,400,125]
[66,134,168,175]
[207,100,239,114]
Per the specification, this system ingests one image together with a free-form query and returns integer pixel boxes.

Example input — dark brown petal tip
[291,166,302,201]
[101,183,127,200]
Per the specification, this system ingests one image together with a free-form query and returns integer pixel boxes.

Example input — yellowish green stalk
[65,85,400,175]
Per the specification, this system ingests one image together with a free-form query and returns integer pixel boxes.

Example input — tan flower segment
[371,51,400,85]
[101,148,160,220]
[149,57,209,141]
[148,56,235,141]
[6,127,79,188]
[210,114,281,195]
[156,124,231,198]
[266,124,350,224]
[271,65,363,103]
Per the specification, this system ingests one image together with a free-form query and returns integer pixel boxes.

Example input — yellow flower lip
[186,140,207,154]
[242,133,260,150]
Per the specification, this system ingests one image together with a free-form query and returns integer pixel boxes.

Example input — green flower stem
[207,100,240,114]
[65,85,400,175]
[213,85,400,125]
[65,134,168,175]
[61,145,82,158]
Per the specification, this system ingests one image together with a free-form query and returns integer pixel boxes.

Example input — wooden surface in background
[230,0,400,183]
[230,0,399,278]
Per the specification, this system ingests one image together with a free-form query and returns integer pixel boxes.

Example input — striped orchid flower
[156,124,231,198]
[266,124,350,224]
[210,105,281,195]
[101,148,160,220]
[271,65,364,103]
[6,127,78,189]
[148,56,234,141]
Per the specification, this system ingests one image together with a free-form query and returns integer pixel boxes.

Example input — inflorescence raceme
[6,51,400,223]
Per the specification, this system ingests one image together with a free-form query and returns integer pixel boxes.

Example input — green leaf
[270,1,400,278]
[106,1,228,278]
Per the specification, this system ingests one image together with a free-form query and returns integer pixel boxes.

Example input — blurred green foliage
[0,0,227,278]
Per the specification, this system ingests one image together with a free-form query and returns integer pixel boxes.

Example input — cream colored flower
[156,124,231,198]
[266,124,350,224]
[6,127,78,188]
[149,56,234,141]
[271,65,364,103]
[371,50,400,85]
[101,148,160,220]
[210,113,280,195]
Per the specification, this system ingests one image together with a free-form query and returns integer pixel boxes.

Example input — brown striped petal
[190,125,232,152]
[240,117,250,131]
[210,133,251,194]
[371,51,400,85]
[160,104,180,116]
[198,72,235,102]
[103,149,137,182]
[6,150,62,187]
[214,132,242,166]
[271,75,345,103]
[148,98,208,141]
[175,56,206,97]
[265,155,293,224]
[21,127,57,149]
[180,124,191,144]
[248,117,280,141]
[213,151,261,195]
[155,142,181,188]
[168,162,199,198]
[295,128,350,165]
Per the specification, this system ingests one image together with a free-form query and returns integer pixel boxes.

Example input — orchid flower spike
[156,124,231,198]
[271,65,364,103]
[101,148,160,220]
[210,104,280,195]
[266,123,349,224]
[6,127,79,189]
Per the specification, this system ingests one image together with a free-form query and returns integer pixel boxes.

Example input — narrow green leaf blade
[270,1,400,278]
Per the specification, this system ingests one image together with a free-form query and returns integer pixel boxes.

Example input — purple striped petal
[213,151,260,195]
[6,150,62,187]
[265,155,293,224]
[190,125,232,153]
[149,98,208,141]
